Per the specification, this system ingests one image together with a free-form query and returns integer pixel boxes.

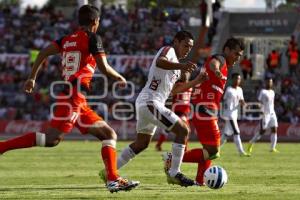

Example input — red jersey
[192,55,228,111]
[172,82,192,115]
[53,29,105,89]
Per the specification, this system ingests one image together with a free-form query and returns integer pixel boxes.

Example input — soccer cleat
[240,152,251,157]
[106,177,140,193]
[270,148,280,153]
[247,143,254,155]
[162,152,172,174]
[99,169,107,184]
[166,172,197,187]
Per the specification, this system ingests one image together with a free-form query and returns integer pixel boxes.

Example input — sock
[0,132,39,154]
[221,134,228,146]
[270,133,277,150]
[196,159,211,185]
[117,146,136,169]
[250,132,261,144]
[233,135,245,154]
[156,134,167,147]
[101,140,119,181]
[182,148,211,185]
[169,143,185,177]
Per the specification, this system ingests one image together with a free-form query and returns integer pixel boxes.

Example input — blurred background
[0,0,299,141]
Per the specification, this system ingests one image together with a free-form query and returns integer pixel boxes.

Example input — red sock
[101,146,119,181]
[183,148,211,185]
[0,132,36,154]
[156,134,167,147]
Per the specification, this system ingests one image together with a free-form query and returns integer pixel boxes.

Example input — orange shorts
[192,113,220,146]
[50,92,102,134]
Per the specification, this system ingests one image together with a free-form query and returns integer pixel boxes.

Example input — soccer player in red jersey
[183,38,245,185]
[0,5,139,193]
[163,37,244,186]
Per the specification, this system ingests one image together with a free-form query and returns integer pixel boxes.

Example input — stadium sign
[229,12,299,36]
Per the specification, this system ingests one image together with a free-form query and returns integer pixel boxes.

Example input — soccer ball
[204,166,228,189]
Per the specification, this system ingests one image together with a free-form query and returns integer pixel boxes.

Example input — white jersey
[222,86,244,120]
[136,46,181,105]
[258,89,275,115]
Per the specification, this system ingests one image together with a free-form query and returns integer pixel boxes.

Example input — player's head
[78,5,100,32]
[223,37,245,66]
[265,77,273,89]
[173,30,194,59]
[231,73,241,87]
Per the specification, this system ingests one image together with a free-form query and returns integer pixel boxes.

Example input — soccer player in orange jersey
[163,35,245,186]
[0,5,139,193]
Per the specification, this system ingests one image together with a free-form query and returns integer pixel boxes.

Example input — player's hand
[24,79,35,94]
[116,75,127,88]
[181,61,197,73]
[215,70,226,80]
[195,71,209,83]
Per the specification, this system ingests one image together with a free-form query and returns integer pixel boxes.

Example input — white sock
[250,132,261,144]
[233,135,245,154]
[221,134,228,146]
[270,134,277,150]
[117,146,136,169]
[168,143,185,177]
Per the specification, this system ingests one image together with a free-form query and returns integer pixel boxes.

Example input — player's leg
[117,104,156,170]
[142,101,195,186]
[220,119,232,146]
[229,120,248,156]
[78,109,139,192]
[0,101,74,154]
[117,133,153,169]
[0,127,64,154]
[155,129,169,151]
[270,127,279,152]
[181,115,220,185]
[247,117,267,154]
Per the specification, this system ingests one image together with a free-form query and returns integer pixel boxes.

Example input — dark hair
[231,72,240,79]
[78,5,100,26]
[223,37,245,51]
[173,30,194,43]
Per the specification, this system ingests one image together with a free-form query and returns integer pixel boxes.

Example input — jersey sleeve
[159,46,175,61]
[89,33,105,57]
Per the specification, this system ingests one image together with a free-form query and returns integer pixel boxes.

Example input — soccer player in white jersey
[247,78,279,154]
[221,73,249,157]
[115,31,208,187]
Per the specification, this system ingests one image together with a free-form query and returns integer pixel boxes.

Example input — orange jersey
[172,82,192,115]
[191,55,228,110]
[53,29,105,89]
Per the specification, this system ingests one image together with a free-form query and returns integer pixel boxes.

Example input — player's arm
[90,33,126,84]
[209,58,225,79]
[190,26,208,64]
[156,56,197,72]
[95,55,126,83]
[171,71,208,95]
[24,44,60,93]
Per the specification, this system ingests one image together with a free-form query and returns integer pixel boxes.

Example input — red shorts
[192,113,220,146]
[50,92,102,134]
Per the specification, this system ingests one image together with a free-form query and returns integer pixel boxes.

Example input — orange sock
[101,145,119,181]
[0,132,36,154]
[183,148,211,185]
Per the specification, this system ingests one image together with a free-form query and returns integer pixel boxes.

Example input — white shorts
[135,101,180,135]
[222,119,240,136]
[261,113,278,130]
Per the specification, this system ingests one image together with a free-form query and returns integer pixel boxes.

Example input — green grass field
[0,141,299,200]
